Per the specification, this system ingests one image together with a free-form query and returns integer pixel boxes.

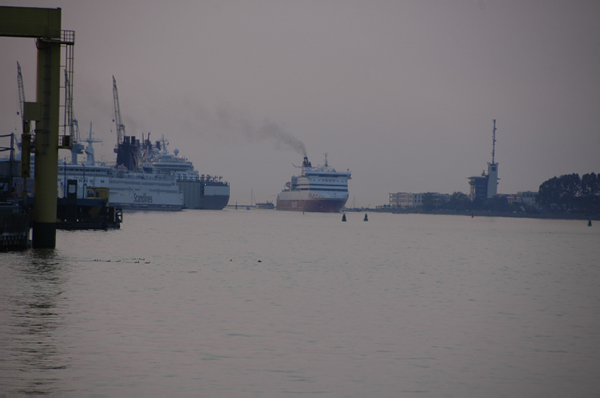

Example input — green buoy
[342,213,347,222]
[364,214,368,221]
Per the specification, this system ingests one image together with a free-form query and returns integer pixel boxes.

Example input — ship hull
[202,194,230,210]
[177,181,230,210]
[56,165,184,211]
[203,185,230,210]
[276,191,348,213]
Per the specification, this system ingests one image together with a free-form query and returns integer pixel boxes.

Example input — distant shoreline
[354,208,600,221]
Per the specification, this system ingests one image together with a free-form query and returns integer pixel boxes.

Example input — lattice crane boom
[112,75,125,145]
[64,68,76,139]
[17,62,25,126]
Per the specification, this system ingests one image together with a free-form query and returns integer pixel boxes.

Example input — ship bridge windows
[299,181,347,186]
[297,187,348,192]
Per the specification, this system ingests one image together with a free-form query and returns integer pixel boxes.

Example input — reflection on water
[1,249,69,395]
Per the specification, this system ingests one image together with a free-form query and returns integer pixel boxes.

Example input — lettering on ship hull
[134,193,153,204]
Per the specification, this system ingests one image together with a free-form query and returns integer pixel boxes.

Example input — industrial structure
[468,120,499,200]
[1,6,75,248]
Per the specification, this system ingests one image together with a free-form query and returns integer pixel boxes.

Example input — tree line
[536,173,599,214]
[419,192,519,213]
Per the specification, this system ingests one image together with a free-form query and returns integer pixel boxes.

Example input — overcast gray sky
[2,1,599,207]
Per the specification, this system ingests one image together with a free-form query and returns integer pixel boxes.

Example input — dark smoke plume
[214,106,306,156]
[255,119,306,157]
[190,104,307,157]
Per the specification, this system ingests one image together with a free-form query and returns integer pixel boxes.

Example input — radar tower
[486,119,499,198]
[491,119,497,165]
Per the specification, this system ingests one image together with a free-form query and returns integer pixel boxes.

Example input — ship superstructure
[147,138,198,180]
[276,154,351,212]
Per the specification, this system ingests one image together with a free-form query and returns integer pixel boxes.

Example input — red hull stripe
[276,199,347,213]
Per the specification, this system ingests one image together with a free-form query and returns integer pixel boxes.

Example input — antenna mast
[491,119,497,164]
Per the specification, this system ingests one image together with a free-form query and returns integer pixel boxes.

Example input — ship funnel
[302,156,312,168]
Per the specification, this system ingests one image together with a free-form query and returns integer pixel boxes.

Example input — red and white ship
[276,154,351,212]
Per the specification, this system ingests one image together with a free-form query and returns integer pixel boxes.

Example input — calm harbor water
[1,210,599,396]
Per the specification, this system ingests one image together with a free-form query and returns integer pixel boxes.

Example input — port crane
[17,62,25,130]
[112,76,126,146]
[64,69,85,163]
[16,62,31,178]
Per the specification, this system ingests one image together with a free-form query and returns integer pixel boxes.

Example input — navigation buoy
[588,220,592,227]
[342,213,347,222]
[364,214,368,221]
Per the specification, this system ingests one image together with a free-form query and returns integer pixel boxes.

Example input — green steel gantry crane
[0,6,75,248]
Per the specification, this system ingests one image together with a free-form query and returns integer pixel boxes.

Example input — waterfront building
[389,192,423,209]
[389,192,449,209]
[506,191,538,207]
